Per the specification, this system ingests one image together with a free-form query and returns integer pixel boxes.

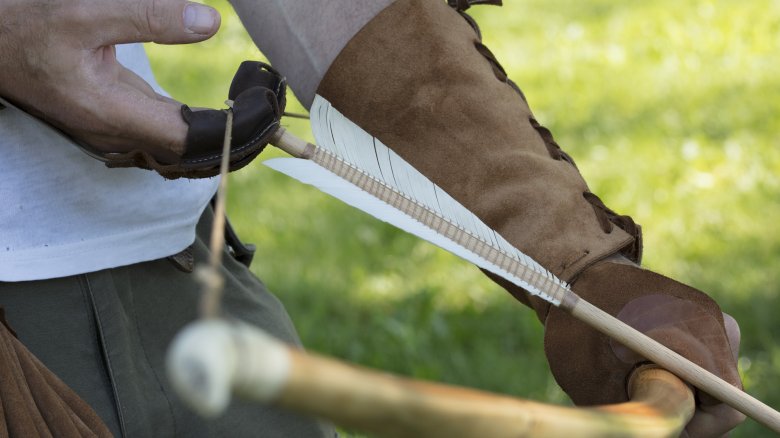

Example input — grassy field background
[147,1,779,436]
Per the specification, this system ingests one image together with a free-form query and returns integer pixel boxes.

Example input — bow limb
[167,320,693,438]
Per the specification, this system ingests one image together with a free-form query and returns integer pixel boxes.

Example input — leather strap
[209,197,256,268]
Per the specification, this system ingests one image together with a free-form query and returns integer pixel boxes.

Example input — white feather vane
[264,95,569,306]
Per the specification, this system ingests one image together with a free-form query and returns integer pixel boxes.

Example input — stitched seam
[82,274,128,438]
[124,273,178,436]
[561,250,590,272]
[180,120,278,165]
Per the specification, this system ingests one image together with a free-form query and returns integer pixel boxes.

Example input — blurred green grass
[147,1,779,436]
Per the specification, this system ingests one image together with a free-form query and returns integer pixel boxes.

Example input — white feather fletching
[265,95,569,306]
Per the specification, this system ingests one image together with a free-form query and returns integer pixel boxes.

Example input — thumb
[97,0,221,46]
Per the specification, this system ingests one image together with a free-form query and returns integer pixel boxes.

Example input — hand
[615,306,745,437]
[543,259,746,437]
[0,0,220,161]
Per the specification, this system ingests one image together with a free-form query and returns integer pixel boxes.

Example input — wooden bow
[168,319,694,438]
[274,345,694,438]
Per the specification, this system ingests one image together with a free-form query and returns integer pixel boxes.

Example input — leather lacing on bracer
[449,1,643,264]
[582,192,643,263]
[528,116,578,168]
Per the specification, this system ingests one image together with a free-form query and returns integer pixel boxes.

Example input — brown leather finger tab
[544,260,740,406]
[177,87,280,175]
[229,61,287,108]
[105,61,286,179]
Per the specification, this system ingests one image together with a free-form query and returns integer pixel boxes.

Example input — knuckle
[135,0,174,39]
[60,3,91,29]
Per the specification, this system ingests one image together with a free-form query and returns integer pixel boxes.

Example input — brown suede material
[544,261,740,406]
[0,308,112,437]
[317,0,637,301]
[316,0,739,410]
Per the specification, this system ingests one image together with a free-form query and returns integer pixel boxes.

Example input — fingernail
[183,3,217,35]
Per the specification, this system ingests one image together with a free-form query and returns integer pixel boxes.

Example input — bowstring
[196,101,234,319]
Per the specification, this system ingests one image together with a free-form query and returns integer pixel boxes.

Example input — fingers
[85,0,221,46]
[685,402,746,437]
[80,0,220,156]
[2,0,215,164]
[46,52,188,160]
[684,313,745,437]
[85,67,188,160]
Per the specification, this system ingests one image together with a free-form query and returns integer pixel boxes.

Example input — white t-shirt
[0,44,218,281]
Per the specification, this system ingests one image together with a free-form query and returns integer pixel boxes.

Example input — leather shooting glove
[545,259,742,400]
[81,61,286,179]
[545,259,745,436]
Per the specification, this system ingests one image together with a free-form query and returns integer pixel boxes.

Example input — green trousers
[0,207,334,437]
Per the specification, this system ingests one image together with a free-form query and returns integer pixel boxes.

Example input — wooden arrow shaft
[269,126,780,433]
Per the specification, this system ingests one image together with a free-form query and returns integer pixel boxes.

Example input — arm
[0,0,284,180]
[225,0,746,435]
